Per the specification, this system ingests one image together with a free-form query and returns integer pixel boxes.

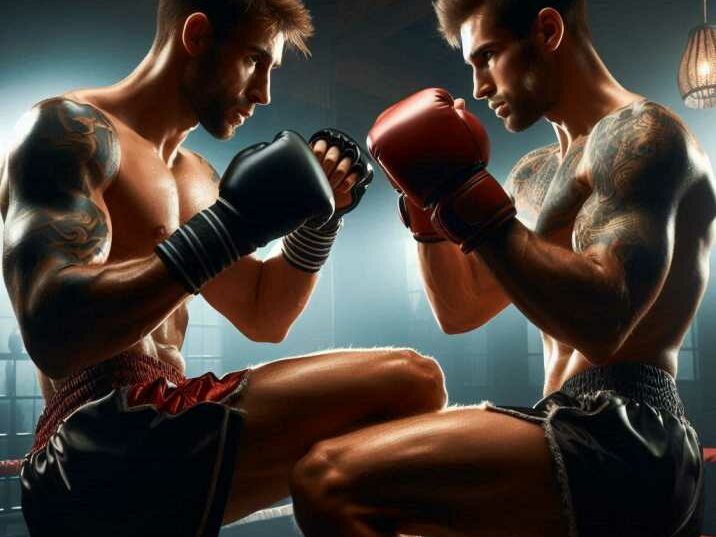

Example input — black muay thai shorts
[20,353,249,537]
[483,362,704,537]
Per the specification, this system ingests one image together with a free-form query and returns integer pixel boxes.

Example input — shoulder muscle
[189,150,220,184]
[586,101,694,205]
[7,98,120,204]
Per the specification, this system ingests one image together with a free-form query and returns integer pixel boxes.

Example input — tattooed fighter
[0,1,446,535]
[289,1,714,536]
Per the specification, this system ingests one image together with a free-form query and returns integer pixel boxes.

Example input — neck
[544,40,642,158]
[104,42,197,164]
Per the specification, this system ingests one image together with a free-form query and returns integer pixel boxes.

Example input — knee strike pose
[0,2,446,535]
[290,1,714,536]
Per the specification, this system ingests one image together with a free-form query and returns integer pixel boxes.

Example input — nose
[247,69,271,106]
[473,69,494,101]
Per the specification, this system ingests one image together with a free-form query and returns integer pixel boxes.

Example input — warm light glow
[698,61,712,77]
[678,24,716,108]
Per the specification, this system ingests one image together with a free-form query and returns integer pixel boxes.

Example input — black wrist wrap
[155,198,254,294]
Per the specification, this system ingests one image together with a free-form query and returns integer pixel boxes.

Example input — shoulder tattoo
[575,101,689,253]
[507,145,560,216]
[4,99,118,295]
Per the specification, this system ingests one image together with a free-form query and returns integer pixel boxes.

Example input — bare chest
[513,142,592,248]
[104,130,219,262]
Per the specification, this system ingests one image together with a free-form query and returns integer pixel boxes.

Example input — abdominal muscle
[38,303,189,401]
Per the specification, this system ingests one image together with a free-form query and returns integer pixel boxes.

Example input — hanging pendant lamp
[678,0,716,108]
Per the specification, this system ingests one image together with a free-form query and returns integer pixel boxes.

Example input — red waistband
[32,353,185,454]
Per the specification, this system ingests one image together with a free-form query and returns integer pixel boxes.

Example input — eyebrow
[247,45,282,68]
[465,42,497,65]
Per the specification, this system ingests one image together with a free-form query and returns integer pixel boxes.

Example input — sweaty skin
[289,6,715,537]
[0,23,359,396]
[0,15,446,525]
[504,102,715,393]
[0,21,293,391]
[421,100,715,395]
[418,11,716,394]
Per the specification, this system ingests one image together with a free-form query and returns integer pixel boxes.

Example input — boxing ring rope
[227,503,295,528]
[0,451,714,529]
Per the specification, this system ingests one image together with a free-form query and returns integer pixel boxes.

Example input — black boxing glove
[279,128,373,273]
[156,131,335,293]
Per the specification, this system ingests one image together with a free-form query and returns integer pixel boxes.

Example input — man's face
[183,20,285,140]
[460,8,555,132]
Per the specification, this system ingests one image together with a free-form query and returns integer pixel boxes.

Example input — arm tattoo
[11,199,110,264]
[3,98,119,308]
[574,101,691,309]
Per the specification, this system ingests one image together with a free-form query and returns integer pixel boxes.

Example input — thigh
[225,347,445,520]
[299,406,568,537]
[236,347,443,452]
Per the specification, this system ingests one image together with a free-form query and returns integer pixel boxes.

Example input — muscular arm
[201,251,319,343]
[418,242,510,333]
[476,104,702,363]
[417,147,557,333]
[193,156,319,343]
[2,99,186,378]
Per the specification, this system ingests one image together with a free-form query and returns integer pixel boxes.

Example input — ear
[182,12,213,57]
[534,7,565,53]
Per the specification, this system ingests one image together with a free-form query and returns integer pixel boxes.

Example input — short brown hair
[434,0,590,48]
[155,0,314,55]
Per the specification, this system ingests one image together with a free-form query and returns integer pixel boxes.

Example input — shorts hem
[480,401,579,537]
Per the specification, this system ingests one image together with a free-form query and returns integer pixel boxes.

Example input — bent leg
[223,347,447,522]
[290,406,568,537]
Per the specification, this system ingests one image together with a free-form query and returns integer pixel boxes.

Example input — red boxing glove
[431,169,516,252]
[398,195,446,243]
[367,88,515,252]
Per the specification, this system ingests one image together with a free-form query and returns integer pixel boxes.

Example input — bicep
[2,100,118,315]
[4,197,111,292]
[575,103,689,321]
[575,198,673,319]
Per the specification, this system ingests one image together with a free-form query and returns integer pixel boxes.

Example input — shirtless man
[289,1,714,536]
[0,1,446,535]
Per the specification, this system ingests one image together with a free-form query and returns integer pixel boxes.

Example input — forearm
[249,217,342,340]
[253,251,320,341]
[477,219,629,359]
[23,255,187,377]
[419,243,477,330]
[202,244,321,344]
[418,242,511,333]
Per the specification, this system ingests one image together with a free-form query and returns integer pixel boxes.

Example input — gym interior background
[0,1,714,535]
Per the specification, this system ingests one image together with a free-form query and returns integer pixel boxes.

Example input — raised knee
[290,441,351,511]
[387,348,447,410]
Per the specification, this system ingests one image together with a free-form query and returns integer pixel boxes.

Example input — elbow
[579,344,617,366]
[241,321,290,344]
[438,319,479,335]
[249,330,288,344]
[19,281,76,377]
[575,327,628,366]
[23,336,70,379]
[433,308,486,335]
[434,310,465,334]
